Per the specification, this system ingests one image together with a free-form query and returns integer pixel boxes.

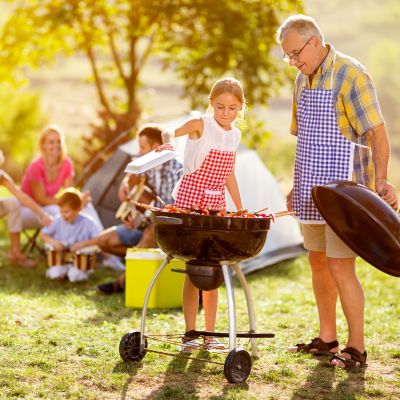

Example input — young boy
[41,187,101,281]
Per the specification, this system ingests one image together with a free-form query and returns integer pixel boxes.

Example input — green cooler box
[125,248,185,309]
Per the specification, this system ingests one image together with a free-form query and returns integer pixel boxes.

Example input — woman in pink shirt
[21,125,103,229]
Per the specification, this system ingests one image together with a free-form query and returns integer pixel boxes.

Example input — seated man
[97,124,182,294]
[0,150,52,268]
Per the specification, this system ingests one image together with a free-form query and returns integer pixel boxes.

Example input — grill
[152,211,270,262]
[312,180,400,277]
[119,210,275,383]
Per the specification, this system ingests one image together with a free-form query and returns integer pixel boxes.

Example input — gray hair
[276,14,324,44]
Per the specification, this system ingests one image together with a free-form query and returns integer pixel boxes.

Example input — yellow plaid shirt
[290,44,385,189]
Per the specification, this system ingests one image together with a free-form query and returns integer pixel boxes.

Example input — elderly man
[276,14,398,369]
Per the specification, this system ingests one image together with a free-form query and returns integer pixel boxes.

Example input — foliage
[0,0,303,171]
[0,245,399,399]
[236,111,273,150]
[0,83,47,180]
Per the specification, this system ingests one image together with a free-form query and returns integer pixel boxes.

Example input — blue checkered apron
[293,56,356,223]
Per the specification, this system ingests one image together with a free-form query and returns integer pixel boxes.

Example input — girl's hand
[155,143,174,152]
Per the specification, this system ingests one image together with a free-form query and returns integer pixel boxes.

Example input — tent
[226,144,305,274]
[84,112,305,273]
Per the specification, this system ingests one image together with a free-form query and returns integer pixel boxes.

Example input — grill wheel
[224,349,252,383]
[119,331,147,362]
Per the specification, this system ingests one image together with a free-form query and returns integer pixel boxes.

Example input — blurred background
[0,0,399,191]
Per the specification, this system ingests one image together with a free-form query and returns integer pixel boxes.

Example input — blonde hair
[276,14,324,44]
[38,125,67,162]
[209,77,246,105]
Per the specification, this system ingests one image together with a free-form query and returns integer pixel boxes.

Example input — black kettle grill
[119,210,275,383]
[312,180,400,276]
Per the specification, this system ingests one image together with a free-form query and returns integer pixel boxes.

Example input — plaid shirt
[144,158,183,208]
[290,44,384,189]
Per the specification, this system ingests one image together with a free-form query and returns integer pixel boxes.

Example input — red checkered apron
[174,149,235,210]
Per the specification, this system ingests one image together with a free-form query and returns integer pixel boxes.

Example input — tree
[0,83,46,179]
[0,0,303,174]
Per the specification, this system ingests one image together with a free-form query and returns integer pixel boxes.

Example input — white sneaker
[46,265,69,280]
[104,255,125,272]
[67,266,89,282]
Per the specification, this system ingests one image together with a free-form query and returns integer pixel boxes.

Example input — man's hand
[122,214,135,229]
[375,179,399,209]
[41,214,53,227]
[118,180,130,202]
[286,189,293,212]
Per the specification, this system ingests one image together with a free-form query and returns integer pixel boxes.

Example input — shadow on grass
[290,358,366,400]
[140,349,212,399]
[113,360,143,400]
[0,254,133,323]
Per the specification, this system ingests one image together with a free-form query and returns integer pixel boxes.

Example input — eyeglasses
[282,37,312,62]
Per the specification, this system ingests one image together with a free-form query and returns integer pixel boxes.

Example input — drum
[47,250,64,267]
[73,247,99,272]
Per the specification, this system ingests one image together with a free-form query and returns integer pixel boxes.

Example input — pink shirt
[21,157,74,198]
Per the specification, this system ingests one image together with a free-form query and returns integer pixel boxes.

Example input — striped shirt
[290,44,385,189]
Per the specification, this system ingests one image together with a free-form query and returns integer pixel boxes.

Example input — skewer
[156,196,166,206]
[254,207,269,214]
[273,210,296,218]
[131,201,162,211]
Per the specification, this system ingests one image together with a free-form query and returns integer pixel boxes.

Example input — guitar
[115,175,156,227]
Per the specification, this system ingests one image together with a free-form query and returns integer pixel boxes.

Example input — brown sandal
[330,347,367,369]
[288,337,339,356]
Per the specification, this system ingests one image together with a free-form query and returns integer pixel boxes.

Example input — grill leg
[139,257,171,351]
[232,262,258,357]
[221,261,236,351]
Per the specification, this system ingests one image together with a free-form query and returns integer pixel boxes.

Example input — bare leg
[97,227,127,256]
[183,276,199,332]
[329,257,365,366]
[9,232,23,258]
[309,251,339,348]
[203,289,218,332]
[8,232,37,268]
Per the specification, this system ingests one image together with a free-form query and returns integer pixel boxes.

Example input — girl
[158,77,245,352]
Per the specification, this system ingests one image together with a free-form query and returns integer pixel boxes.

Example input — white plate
[124,150,177,174]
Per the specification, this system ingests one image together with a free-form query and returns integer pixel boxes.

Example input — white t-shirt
[182,114,241,174]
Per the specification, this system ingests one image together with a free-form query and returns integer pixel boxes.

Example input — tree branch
[71,1,114,118]
[101,10,129,88]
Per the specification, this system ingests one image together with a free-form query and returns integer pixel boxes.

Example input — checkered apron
[174,149,235,210]
[293,55,356,223]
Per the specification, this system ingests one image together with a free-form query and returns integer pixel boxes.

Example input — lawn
[0,234,399,400]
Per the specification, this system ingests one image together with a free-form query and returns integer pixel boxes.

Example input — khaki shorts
[301,223,357,258]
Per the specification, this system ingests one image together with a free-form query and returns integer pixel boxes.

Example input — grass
[0,235,399,399]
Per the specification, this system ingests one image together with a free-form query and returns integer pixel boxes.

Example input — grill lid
[312,180,400,277]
